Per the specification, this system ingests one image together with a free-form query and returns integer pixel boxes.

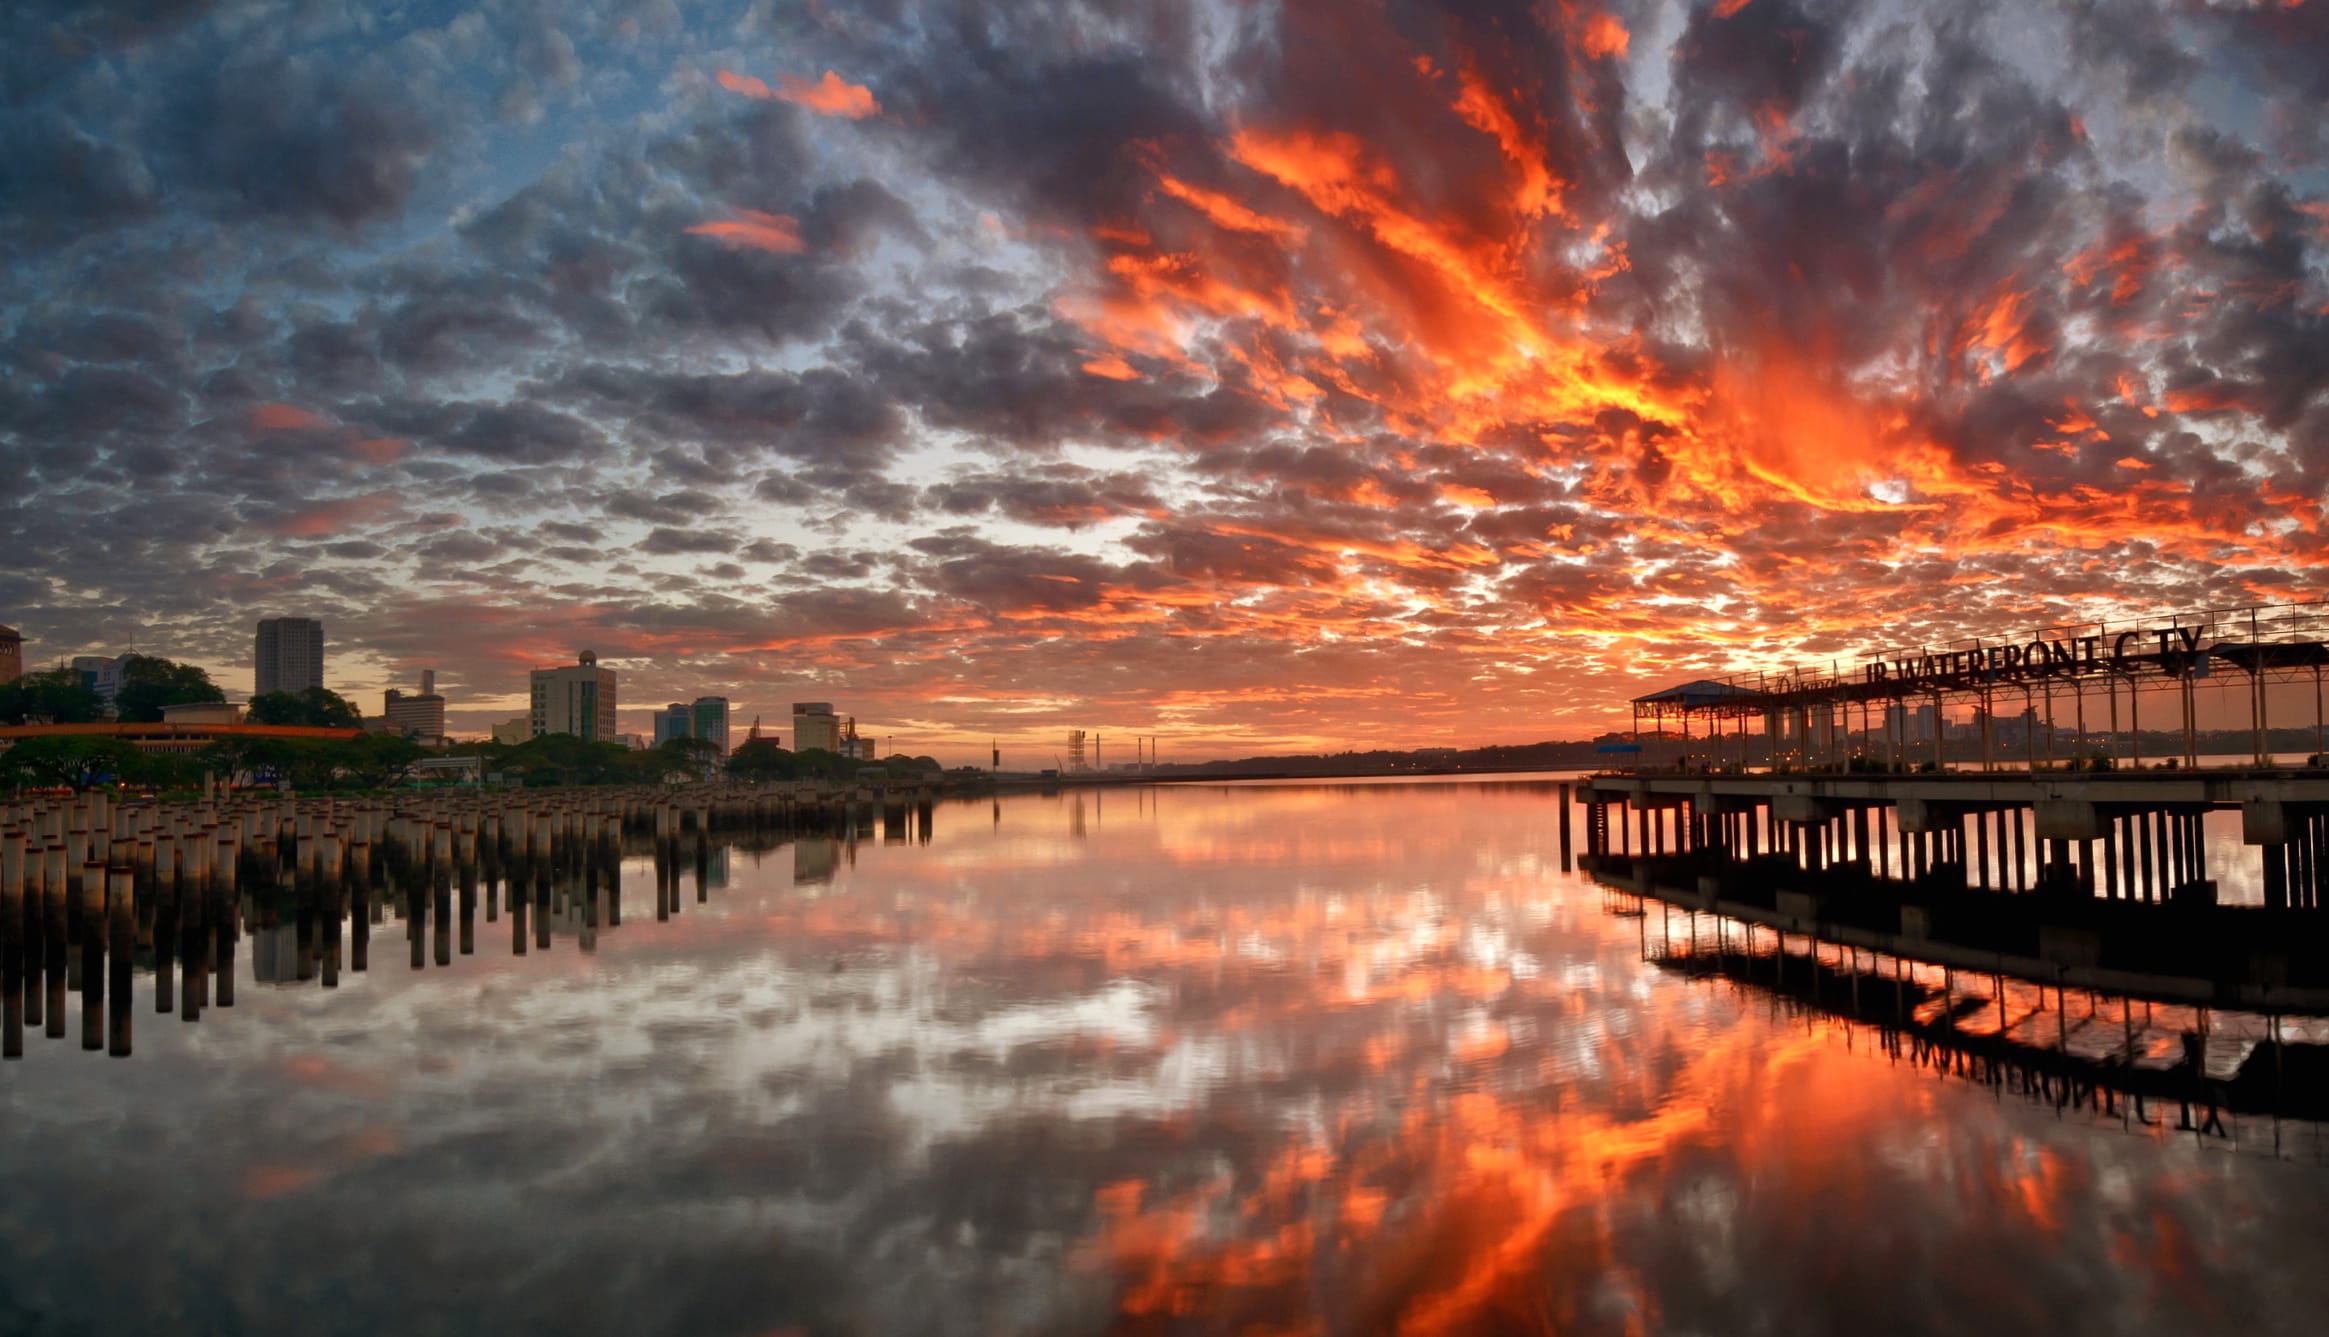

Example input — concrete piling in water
[457,824,477,956]
[2,830,22,1059]
[107,866,132,1058]
[216,835,238,1009]
[80,862,104,1052]
[152,833,176,1015]
[24,839,45,1035]
[433,823,453,968]
[349,835,371,973]
[1558,783,1574,872]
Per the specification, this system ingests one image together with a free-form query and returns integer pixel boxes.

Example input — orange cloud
[686,208,807,253]
[715,68,879,118]
[1581,12,1630,59]
[266,493,400,538]
[715,68,774,99]
[253,402,325,430]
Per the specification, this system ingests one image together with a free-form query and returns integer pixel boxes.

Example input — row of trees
[0,660,379,731]
[1,691,947,793]
[0,655,232,725]
[0,731,431,793]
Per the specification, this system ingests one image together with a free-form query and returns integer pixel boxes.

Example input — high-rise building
[656,697,733,753]
[0,624,19,684]
[255,617,326,696]
[691,696,730,755]
[383,668,446,743]
[530,651,617,741]
[71,654,131,712]
[653,702,693,747]
[793,701,841,753]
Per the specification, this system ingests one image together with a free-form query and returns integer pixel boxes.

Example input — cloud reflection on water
[0,782,2323,1335]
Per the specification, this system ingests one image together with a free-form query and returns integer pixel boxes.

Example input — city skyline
[3,1,2324,765]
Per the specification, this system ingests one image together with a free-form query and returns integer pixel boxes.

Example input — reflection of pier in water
[1605,887,2329,1159]
[0,783,937,1059]
[1580,773,2329,1006]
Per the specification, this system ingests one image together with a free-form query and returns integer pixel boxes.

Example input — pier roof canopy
[1632,679,1757,709]
[2207,640,2329,671]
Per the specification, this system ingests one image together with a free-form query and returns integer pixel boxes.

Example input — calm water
[2,779,2324,1335]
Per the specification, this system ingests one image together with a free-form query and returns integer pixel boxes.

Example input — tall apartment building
[0,624,19,684]
[530,651,617,741]
[653,702,693,747]
[792,701,841,753]
[383,669,446,743]
[255,617,326,695]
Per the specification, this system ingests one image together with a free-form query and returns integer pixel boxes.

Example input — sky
[2,0,2326,763]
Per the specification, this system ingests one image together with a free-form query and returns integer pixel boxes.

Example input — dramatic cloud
[2,0,2325,758]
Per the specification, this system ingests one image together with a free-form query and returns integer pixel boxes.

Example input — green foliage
[192,731,424,791]
[0,666,106,725]
[0,735,184,791]
[720,744,944,786]
[113,655,226,723]
[485,732,650,787]
[725,738,796,782]
[651,735,722,781]
[247,685,363,728]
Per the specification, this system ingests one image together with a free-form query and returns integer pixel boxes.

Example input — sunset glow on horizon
[4,0,2325,762]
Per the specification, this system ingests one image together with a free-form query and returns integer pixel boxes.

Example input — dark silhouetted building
[0,624,19,684]
[655,696,733,755]
[255,617,325,696]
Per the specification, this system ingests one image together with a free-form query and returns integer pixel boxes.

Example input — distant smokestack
[420,669,437,696]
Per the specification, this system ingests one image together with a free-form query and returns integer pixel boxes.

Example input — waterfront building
[793,701,841,753]
[0,624,19,683]
[653,702,692,746]
[383,669,447,744]
[529,651,617,741]
[254,617,325,696]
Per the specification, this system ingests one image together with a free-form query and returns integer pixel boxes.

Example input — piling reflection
[0,780,2324,1336]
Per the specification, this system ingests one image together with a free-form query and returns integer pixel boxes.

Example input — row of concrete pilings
[0,782,936,1059]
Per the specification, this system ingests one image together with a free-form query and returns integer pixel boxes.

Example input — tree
[247,686,363,728]
[497,732,640,786]
[648,735,722,782]
[0,735,149,791]
[113,655,226,723]
[725,738,796,783]
[341,733,427,789]
[0,666,106,725]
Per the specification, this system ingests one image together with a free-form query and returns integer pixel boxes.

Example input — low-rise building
[383,669,447,744]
